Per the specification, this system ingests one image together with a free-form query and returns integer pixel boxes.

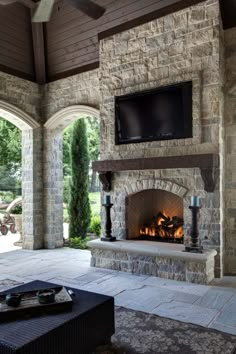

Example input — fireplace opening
[139,211,184,243]
[126,189,184,244]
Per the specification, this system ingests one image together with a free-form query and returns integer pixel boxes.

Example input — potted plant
[10,204,23,245]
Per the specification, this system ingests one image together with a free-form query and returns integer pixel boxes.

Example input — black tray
[0,286,73,322]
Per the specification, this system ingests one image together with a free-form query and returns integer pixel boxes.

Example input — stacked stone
[0,72,44,250]
[224,27,236,274]
[99,0,224,276]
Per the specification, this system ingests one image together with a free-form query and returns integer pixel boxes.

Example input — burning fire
[139,211,184,243]
[174,226,184,238]
[157,212,168,226]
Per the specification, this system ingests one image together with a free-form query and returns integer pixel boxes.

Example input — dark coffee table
[0,280,115,354]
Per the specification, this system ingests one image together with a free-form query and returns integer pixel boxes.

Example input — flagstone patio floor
[0,240,236,336]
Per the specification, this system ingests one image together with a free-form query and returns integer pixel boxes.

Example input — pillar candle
[190,196,200,207]
[104,195,111,204]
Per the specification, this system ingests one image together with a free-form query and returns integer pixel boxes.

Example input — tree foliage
[86,117,100,161]
[0,118,21,173]
[63,117,100,176]
[0,166,18,190]
[63,124,73,177]
[68,119,91,238]
[63,116,100,196]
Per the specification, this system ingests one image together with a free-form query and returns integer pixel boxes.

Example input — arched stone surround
[43,105,100,248]
[108,178,189,239]
[44,105,100,132]
[0,101,40,130]
[0,101,43,249]
[123,179,188,198]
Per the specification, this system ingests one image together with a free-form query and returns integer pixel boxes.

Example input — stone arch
[44,105,99,133]
[0,100,40,130]
[111,178,188,240]
[124,179,188,198]
[43,105,100,248]
[0,101,43,249]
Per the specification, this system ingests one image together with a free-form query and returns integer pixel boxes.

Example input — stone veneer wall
[99,0,224,276]
[43,70,100,120]
[0,72,44,249]
[224,27,236,274]
[0,69,100,249]
[43,70,100,248]
[0,72,41,123]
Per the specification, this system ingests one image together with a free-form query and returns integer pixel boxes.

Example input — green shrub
[68,236,90,249]
[10,204,22,214]
[90,215,101,236]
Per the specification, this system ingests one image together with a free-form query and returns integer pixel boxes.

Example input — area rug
[95,307,236,354]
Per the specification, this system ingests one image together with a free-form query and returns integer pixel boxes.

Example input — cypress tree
[68,119,91,238]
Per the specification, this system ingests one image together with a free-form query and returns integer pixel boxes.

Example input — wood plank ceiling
[0,0,234,84]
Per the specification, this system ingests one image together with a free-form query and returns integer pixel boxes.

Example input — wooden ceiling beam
[31,20,47,84]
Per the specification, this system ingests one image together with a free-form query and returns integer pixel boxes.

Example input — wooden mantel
[92,154,219,193]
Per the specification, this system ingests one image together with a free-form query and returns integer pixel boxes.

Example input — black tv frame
[115,81,193,145]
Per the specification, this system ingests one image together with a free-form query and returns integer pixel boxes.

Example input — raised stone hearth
[88,240,217,284]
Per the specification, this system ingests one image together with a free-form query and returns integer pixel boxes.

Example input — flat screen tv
[115,81,192,145]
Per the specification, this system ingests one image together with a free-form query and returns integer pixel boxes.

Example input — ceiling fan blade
[32,0,55,22]
[67,0,105,20]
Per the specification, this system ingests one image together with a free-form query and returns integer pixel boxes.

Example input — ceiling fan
[0,0,106,22]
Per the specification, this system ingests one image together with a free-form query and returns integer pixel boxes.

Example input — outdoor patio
[1,0,236,352]
[0,235,236,337]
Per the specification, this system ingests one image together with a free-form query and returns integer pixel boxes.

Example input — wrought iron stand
[101,201,116,242]
[185,206,203,253]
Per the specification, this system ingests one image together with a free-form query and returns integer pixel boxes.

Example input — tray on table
[0,286,73,322]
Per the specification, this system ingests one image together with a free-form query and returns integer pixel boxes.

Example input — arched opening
[126,189,184,243]
[0,101,42,250]
[0,118,22,250]
[44,105,100,248]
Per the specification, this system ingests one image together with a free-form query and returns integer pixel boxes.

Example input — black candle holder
[101,201,116,242]
[185,206,203,253]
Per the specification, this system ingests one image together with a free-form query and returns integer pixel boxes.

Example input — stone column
[21,128,44,249]
[43,129,64,248]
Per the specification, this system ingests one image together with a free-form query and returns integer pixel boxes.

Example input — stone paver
[151,301,219,327]
[115,285,200,312]
[194,288,234,310]
[142,276,210,296]
[0,238,235,336]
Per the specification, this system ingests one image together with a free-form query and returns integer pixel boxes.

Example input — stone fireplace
[88,0,224,283]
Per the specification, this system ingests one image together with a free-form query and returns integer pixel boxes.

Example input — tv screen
[115,81,192,145]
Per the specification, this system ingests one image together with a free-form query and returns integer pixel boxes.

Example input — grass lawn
[89,192,101,215]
